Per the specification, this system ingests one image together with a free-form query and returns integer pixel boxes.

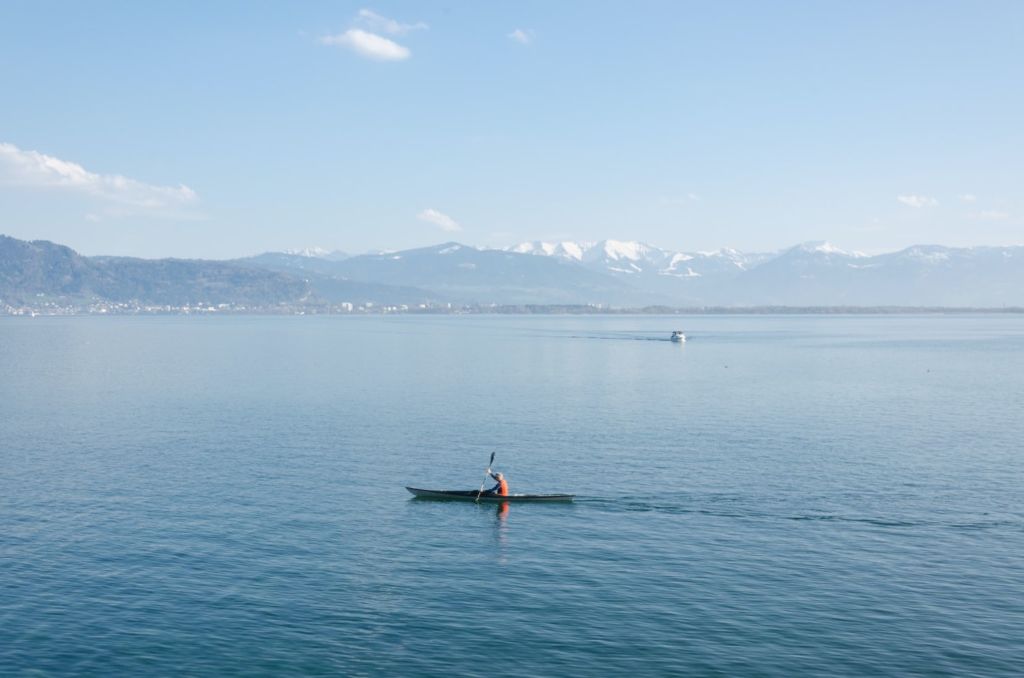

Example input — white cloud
[958,193,977,203]
[320,28,410,61]
[0,141,198,213]
[320,10,426,61]
[508,28,534,44]
[418,208,461,232]
[897,194,938,208]
[357,9,428,35]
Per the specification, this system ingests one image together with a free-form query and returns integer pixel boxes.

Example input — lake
[2,314,1023,676]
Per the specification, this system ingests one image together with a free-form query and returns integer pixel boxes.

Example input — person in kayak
[483,471,509,497]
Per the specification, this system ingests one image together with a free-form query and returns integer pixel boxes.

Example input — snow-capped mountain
[510,239,669,270]
[325,242,635,305]
[508,239,771,294]
[503,239,1024,306]
[727,242,1024,306]
[509,241,589,261]
[231,238,1024,306]
[283,247,349,261]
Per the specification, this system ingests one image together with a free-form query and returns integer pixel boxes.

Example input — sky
[0,1,1021,258]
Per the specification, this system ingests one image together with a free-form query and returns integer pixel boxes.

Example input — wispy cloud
[0,141,198,214]
[357,9,428,35]
[508,28,534,44]
[319,29,410,61]
[417,208,461,232]
[320,9,426,61]
[897,194,938,208]
[958,193,977,203]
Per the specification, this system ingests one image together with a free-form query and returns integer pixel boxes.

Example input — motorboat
[670,330,687,343]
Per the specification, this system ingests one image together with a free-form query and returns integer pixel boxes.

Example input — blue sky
[1,1,1021,258]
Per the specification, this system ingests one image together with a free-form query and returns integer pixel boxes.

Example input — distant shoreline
[4,304,1023,317]
[468,305,1024,315]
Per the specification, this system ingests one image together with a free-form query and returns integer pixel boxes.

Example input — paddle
[475,452,496,503]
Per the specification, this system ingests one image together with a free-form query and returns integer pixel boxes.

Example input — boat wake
[568,335,686,342]
[578,495,1020,531]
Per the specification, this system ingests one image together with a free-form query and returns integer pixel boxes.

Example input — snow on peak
[558,241,585,260]
[661,266,702,278]
[599,240,651,261]
[793,241,851,256]
[509,241,588,261]
[510,239,660,263]
[697,247,743,258]
[904,246,951,263]
[285,246,333,258]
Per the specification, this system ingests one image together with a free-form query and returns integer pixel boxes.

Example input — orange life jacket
[497,478,509,496]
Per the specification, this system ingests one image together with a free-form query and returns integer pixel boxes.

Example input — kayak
[403,489,573,503]
[406,487,575,503]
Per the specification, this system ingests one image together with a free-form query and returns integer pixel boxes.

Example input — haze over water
[3,315,1023,675]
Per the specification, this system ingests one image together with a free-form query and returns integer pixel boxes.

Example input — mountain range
[2,233,1022,311]
[505,239,1024,306]
[0,235,308,308]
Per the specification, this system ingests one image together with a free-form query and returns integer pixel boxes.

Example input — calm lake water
[2,314,1023,676]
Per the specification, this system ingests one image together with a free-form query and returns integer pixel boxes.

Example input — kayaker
[484,471,509,497]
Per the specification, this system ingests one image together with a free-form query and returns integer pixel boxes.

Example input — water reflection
[494,502,509,563]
